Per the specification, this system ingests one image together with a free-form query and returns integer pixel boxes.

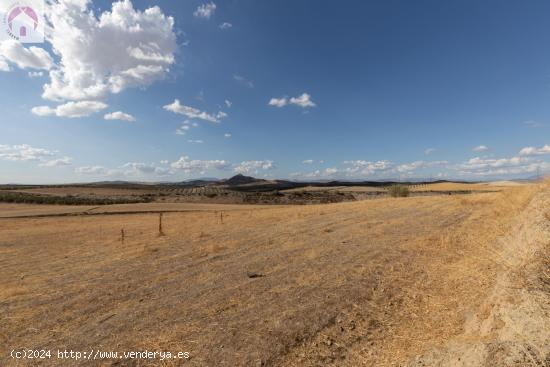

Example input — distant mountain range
[3,173,544,188]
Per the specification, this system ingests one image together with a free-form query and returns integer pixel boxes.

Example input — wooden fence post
[159,213,164,236]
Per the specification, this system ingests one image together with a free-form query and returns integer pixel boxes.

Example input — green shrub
[387,184,410,198]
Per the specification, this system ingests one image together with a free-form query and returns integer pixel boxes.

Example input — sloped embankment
[409,187,550,366]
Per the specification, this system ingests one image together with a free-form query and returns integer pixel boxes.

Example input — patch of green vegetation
[387,184,410,198]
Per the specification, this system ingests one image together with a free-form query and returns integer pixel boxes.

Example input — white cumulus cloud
[268,97,287,107]
[171,155,231,174]
[457,155,547,177]
[0,144,54,162]
[32,101,108,118]
[518,144,550,156]
[104,111,136,122]
[290,93,316,108]
[0,40,53,70]
[234,160,274,174]
[0,144,72,167]
[42,0,176,102]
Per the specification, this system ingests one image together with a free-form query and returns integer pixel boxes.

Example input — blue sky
[1,0,549,183]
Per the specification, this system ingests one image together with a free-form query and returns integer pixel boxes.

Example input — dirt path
[0,185,547,366]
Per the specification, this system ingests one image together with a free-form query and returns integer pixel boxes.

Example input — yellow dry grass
[0,183,546,366]
[408,181,521,192]
[282,186,385,193]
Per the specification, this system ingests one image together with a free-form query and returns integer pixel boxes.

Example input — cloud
[295,159,449,179]
[163,99,227,123]
[290,93,316,108]
[234,160,274,174]
[0,40,53,70]
[121,162,170,176]
[0,144,74,168]
[194,2,216,19]
[0,144,55,162]
[32,101,108,118]
[28,71,44,78]
[343,160,393,176]
[424,148,436,155]
[233,74,254,88]
[0,144,73,167]
[293,167,338,178]
[39,157,73,167]
[171,155,231,174]
[457,155,547,177]
[75,165,108,175]
[396,160,448,173]
[224,133,231,138]
[225,99,232,108]
[187,139,204,144]
[472,145,489,152]
[219,22,232,29]
[0,57,9,71]
[268,97,287,107]
[42,0,176,102]
[104,111,136,122]
[518,144,550,156]
[269,93,316,108]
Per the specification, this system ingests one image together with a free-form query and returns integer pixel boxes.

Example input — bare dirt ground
[0,183,548,366]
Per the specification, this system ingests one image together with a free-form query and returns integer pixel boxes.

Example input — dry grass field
[282,186,385,193]
[408,181,524,192]
[1,183,549,366]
